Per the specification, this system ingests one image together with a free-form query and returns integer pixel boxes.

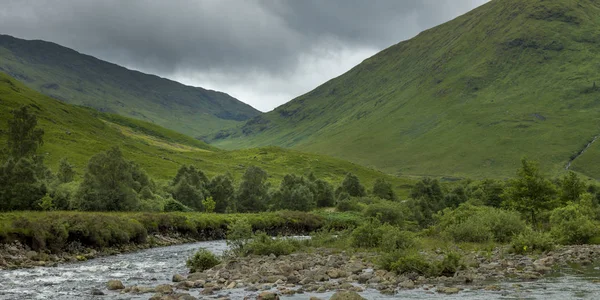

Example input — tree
[409,178,445,227]
[272,174,316,211]
[559,171,585,204]
[236,166,269,212]
[75,147,148,211]
[208,174,235,213]
[372,178,396,201]
[202,197,216,213]
[0,157,48,211]
[6,106,44,159]
[57,158,76,183]
[503,158,557,223]
[443,186,468,208]
[338,173,366,197]
[170,165,209,211]
[0,107,49,211]
[314,179,335,207]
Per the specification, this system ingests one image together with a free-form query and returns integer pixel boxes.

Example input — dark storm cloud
[0,0,487,110]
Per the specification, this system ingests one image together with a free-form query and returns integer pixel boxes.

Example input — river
[1,240,600,299]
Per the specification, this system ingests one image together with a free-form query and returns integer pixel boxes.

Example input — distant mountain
[209,0,600,179]
[0,34,261,138]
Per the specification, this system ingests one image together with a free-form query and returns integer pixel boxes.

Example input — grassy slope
[0,72,414,197]
[210,0,600,179]
[0,34,261,138]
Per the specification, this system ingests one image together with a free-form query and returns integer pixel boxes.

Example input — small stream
[1,241,600,299]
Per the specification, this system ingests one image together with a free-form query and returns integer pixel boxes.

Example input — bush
[187,248,221,273]
[336,198,363,212]
[226,218,253,255]
[550,203,598,244]
[364,201,406,226]
[379,225,417,252]
[350,220,384,248]
[244,232,304,256]
[163,199,192,212]
[510,228,555,254]
[437,204,526,243]
[381,251,463,277]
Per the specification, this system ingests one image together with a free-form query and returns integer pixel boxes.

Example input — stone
[227,281,237,289]
[106,280,125,290]
[155,284,173,294]
[436,287,460,294]
[330,291,366,300]
[173,274,186,282]
[398,280,415,289]
[91,288,105,295]
[257,291,280,300]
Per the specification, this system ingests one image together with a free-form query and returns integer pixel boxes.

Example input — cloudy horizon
[0,0,488,112]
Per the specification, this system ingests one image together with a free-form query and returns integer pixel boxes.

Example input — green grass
[0,34,261,138]
[0,72,414,196]
[209,0,600,179]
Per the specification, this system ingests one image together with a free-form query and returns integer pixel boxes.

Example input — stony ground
[107,245,600,299]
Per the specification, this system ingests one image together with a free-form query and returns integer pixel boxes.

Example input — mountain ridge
[0,34,261,138]
[208,0,600,179]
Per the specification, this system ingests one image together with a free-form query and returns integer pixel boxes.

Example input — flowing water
[1,241,600,299]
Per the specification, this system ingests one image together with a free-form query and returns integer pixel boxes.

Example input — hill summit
[209,0,600,179]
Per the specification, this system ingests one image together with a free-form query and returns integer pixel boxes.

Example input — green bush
[550,203,598,244]
[437,204,526,243]
[350,220,384,248]
[336,198,363,212]
[163,199,192,212]
[364,201,405,225]
[244,232,304,256]
[379,225,417,252]
[187,248,221,273]
[381,251,463,277]
[510,228,555,254]
[226,218,253,255]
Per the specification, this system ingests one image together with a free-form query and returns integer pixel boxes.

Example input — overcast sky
[0,0,488,112]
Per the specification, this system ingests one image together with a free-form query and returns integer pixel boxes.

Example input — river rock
[436,287,460,294]
[330,291,366,300]
[257,291,280,300]
[398,280,415,289]
[91,288,105,295]
[155,284,173,294]
[173,274,186,282]
[106,280,125,290]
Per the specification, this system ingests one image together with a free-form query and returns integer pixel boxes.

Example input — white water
[1,241,600,299]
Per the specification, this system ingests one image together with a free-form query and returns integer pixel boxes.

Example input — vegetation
[187,248,221,273]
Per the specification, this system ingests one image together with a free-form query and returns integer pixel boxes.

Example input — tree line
[0,106,396,212]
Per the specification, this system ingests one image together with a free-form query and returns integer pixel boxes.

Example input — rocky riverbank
[0,233,197,270]
[109,245,600,299]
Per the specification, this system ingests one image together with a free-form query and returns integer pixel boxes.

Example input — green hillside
[0,72,413,196]
[0,34,261,138]
[209,0,600,179]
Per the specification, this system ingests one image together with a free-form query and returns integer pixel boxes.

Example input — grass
[0,34,261,138]
[209,0,600,179]
[0,210,355,252]
[0,72,415,196]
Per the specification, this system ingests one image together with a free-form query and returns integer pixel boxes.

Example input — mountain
[209,0,600,179]
[0,72,413,196]
[0,34,261,138]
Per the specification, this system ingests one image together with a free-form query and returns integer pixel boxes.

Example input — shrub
[550,203,598,244]
[364,201,406,226]
[510,228,555,254]
[437,204,526,243]
[226,218,253,255]
[336,198,363,212]
[244,232,303,256]
[187,248,221,273]
[381,251,463,277]
[379,225,417,252]
[163,199,192,212]
[350,220,383,248]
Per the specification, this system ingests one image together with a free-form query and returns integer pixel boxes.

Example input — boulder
[257,291,280,300]
[106,280,125,290]
[173,274,186,282]
[155,284,173,294]
[91,288,105,295]
[330,291,366,300]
